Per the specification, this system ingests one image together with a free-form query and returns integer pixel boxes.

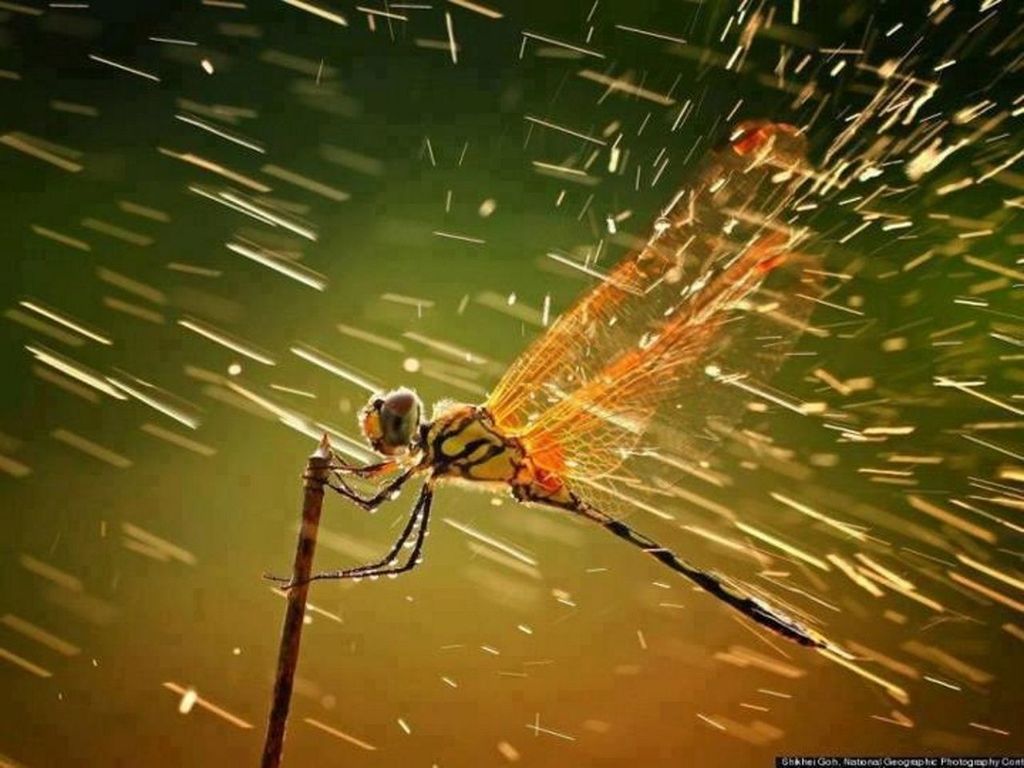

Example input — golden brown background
[1,1,1022,766]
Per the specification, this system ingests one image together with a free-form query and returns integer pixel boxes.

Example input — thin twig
[260,435,331,768]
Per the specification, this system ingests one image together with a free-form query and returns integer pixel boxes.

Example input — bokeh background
[1,0,1022,766]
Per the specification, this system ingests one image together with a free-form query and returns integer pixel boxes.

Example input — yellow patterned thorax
[422,403,577,509]
[425,404,525,485]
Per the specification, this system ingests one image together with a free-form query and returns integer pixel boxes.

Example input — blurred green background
[1,1,1022,766]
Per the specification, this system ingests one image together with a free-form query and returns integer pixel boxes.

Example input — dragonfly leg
[564,498,831,650]
[327,466,418,512]
[328,451,398,478]
[265,484,434,589]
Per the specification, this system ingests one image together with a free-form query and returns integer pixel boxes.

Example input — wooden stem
[260,435,331,768]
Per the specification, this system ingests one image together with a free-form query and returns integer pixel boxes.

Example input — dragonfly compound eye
[362,388,423,455]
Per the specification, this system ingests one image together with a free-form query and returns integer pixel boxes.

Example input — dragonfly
[269,120,838,651]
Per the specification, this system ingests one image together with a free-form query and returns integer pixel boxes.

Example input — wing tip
[729,120,803,157]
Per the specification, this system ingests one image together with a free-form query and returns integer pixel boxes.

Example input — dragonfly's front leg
[328,466,418,512]
[328,450,397,479]
[268,484,434,589]
[264,464,420,586]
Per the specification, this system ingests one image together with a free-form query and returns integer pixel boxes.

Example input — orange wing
[485,121,822,480]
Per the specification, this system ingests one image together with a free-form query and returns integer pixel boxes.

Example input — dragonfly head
[359,387,424,456]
